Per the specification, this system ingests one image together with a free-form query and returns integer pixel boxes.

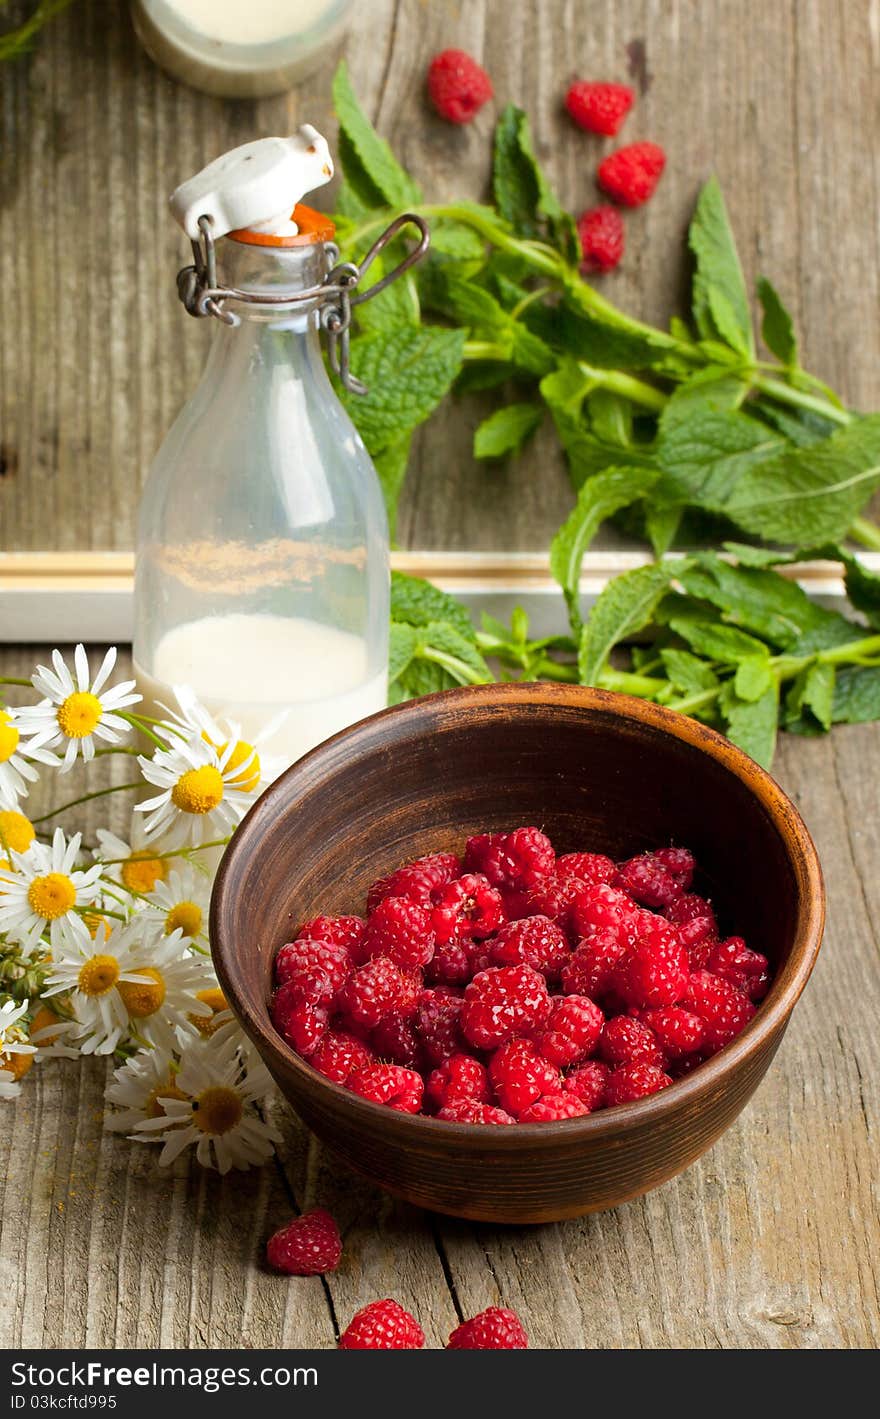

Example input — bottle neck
[216,236,331,323]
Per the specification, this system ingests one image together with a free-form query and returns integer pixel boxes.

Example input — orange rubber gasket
[227,203,336,248]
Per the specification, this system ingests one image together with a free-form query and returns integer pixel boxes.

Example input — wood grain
[2,0,880,553]
[0,647,878,1345]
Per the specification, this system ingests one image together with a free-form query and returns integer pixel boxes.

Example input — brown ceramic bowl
[210,684,824,1224]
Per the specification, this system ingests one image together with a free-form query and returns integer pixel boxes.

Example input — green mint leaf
[645,503,682,557]
[492,105,579,262]
[660,648,720,695]
[722,413,880,544]
[440,275,554,375]
[755,402,838,446]
[689,176,754,358]
[428,220,488,262]
[719,679,779,767]
[587,389,634,448]
[417,621,493,684]
[831,666,880,724]
[373,434,412,540]
[474,403,544,460]
[757,276,798,367]
[389,622,419,684]
[555,301,678,371]
[333,61,421,209]
[551,467,660,632]
[679,553,853,650]
[668,617,770,664]
[390,571,475,638]
[787,660,835,731]
[540,361,653,490]
[341,326,465,453]
[579,560,690,686]
[734,655,775,702]
[657,408,786,506]
[840,550,880,630]
[658,367,749,430]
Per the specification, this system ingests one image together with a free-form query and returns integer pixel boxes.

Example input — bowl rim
[210,682,825,1143]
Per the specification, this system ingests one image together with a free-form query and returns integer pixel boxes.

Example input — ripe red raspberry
[361,896,435,970]
[463,831,506,875]
[427,48,493,124]
[371,1013,423,1069]
[706,938,770,1001]
[615,853,683,908]
[437,1099,516,1125]
[447,1306,528,1349]
[519,1091,590,1122]
[270,982,328,1057]
[666,892,716,928]
[488,915,570,980]
[274,937,351,994]
[266,1208,342,1276]
[534,994,604,1068]
[521,874,584,927]
[338,1298,425,1350]
[295,914,365,956]
[426,938,477,986]
[639,1006,706,1058]
[489,1038,560,1117]
[348,1063,424,1114]
[615,930,689,1008]
[599,1014,664,1068]
[414,987,465,1065]
[560,929,628,998]
[557,852,616,886]
[431,874,505,944]
[577,206,625,275]
[604,1062,672,1107]
[338,957,415,1031]
[565,80,634,136]
[598,141,666,206]
[563,1059,610,1111]
[366,852,460,914]
[683,970,756,1051]
[425,1053,489,1112]
[310,1029,374,1084]
[461,964,552,1050]
[485,827,555,890]
[653,846,695,889]
[569,883,637,939]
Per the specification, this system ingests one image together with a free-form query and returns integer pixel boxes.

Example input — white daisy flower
[95,816,170,897]
[105,1042,191,1132]
[133,863,210,946]
[155,683,287,788]
[0,827,103,956]
[0,808,39,863]
[135,732,259,849]
[0,707,58,809]
[14,645,140,772]
[0,999,37,1100]
[132,1027,280,1173]
[28,1005,81,1061]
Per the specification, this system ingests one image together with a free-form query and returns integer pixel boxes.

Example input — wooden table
[2,0,880,1350]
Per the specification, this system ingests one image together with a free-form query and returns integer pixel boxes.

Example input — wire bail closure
[176,212,430,394]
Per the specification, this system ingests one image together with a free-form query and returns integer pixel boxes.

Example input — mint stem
[849,516,880,552]
[753,374,851,427]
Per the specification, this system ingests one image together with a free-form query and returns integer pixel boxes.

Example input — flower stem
[31,782,144,825]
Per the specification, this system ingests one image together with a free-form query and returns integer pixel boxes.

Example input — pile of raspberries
[426,48,664,273]
[269,828,770,1124]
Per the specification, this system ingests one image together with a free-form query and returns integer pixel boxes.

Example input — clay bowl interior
[211,683,824,1224]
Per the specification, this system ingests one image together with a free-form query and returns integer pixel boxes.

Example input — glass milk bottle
[134,131,428,776]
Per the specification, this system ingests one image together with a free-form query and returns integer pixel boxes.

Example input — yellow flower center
[0,1051,33,1083]
[83,911,111,939]
[0,710,20,763]
[0,810,35,855]
[77,953,120,996]
[192,1084,243,1135]
[121,851,167,894]
[189,986,229,1036]
[221,740,261,792]
[165,899,203,938]
[56,690,103,739]
[27,872,77,920]
[145,1080,191,1119]
[117,967,166,1018]
[171,766,224,815]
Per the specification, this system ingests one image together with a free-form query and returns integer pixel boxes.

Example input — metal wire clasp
[176,212,430,394]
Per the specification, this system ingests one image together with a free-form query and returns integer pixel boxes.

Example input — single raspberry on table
[366,852,460,914]
[425,1053,489,1112]
[274,938,351,994]
[639,1006,706,1058]
[565,80,634,136]
[683,970,756,1051]
[447,1306,529,1349]
[414,987,466,1065]
[615,853,683,909]
[361,896,435,970]
[489,1037,561,1117]
[338,1298,425,1350]
[295,914,365,956]
[615,928,689,1009]
[556,851,616,887]
[266,1208,342,1276]
[577,206,625,275]
[461,964,552,1050]
[348,1062,424,1114]
[598,141,666,206]
[437,1098,516,1125]
[309,1029,374,1084]
[599,1014,664,1068]
[338,956,416,1031]
[427,48,493,124]
[431,873,505,944]
[706,938,771,1001]
[534,994,604,1068]
[519,1091,590,1122]
[604,1062,672,1107]
[569,883,637,939]
[562,1059,610,1111]
[488,915,571,980]
[270,982,328,1057]
[653,846,695,889]
[560,929,628,998]
[371,1013,423,1069]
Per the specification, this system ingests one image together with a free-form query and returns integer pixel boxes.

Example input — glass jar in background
[131,0,354,98]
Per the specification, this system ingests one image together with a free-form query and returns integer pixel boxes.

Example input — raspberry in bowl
[211,684,824,1223]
